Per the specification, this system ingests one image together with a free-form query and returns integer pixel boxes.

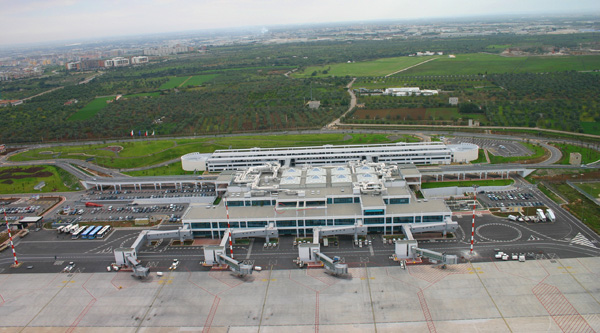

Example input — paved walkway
[0,257,599,331]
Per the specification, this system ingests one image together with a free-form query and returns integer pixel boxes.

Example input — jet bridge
[393,220,459,268]
[313,250,348,276]
[296,222,367,276]
[114,225,193,276]
[203,224,278,276]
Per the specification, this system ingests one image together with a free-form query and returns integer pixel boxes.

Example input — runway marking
[570,233,596,248]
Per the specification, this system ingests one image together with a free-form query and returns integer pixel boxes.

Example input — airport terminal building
[181,142,478,172]
[182,161,455,238]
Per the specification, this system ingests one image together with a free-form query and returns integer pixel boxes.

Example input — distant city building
[66,62,81,70]
[383,87,438,97]
[449,97,459,105]
[131,56,149,64]
[105,57,129,67]
[143,45,190,56]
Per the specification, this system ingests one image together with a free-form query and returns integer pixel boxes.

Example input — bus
[88,226,103,240]
[97,225,111,239]
[71,226,86,239]
[66,224,79,234]
[80,225,96,239]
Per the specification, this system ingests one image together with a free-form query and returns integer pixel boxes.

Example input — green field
[123,162,198,177]
[575,182,600,199]
[581,122,600,135]
[68,96,114,121]
[69,92,161,121]
[185,74,219,86]
[294,56,431,78]
[159,74,219,89]
[421,179,513,189]
[159,76,190,89]
[553,142,600,165]
[297,53,600,79]
[554,182,600,234]
[0,165,79,194]
[472,149,487,164]
[10,133,414,170]
[392,53,600,76]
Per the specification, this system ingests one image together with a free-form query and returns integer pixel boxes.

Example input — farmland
[159,74,219,89]
[296,53,600,78]
[391,53,600,76]
[294,56,430,78]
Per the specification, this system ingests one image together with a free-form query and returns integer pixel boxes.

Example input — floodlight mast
[470,186,477,255]
[4,211,19,266]
[225,199,233,259]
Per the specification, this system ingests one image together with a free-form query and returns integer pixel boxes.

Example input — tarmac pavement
[0,257,599,331]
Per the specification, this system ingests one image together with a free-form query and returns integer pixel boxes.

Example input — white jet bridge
[297,221,368,276]
[203,223,278,276]
[393,219,459,268]
[114,225,193,278]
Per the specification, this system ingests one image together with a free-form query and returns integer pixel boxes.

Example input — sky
[1,0,599,46]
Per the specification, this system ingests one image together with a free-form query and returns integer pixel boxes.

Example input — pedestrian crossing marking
[570,233,596,248]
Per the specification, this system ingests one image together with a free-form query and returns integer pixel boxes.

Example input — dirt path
[178,76,193,88]
[385,57,440,77]
[22,86,64,101]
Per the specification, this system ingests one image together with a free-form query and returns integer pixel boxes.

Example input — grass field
[159,76,190,89]
[296,53,600,79]
[472,149,487,164]
[580,122,600,135]
[159,74,219,89]
[0,166,79,194]
[421,179,513,189]
[68,96,113,121]
[392,53,600,76]
[553,142,600,165]
[294,56,430,78]
[553,182,600,234]
[69,92,161,121]
[10,133,415,170]
[575,182,600,199]
[123,162,198,177]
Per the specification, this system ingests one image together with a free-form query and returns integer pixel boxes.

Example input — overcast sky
[1,0,599,46]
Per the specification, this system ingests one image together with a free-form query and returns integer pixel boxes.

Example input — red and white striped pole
[470,188,477,255]
[225,199,233,259]
[4,211,19,266]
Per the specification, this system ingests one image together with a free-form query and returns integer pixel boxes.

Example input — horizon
[1,0,599,48]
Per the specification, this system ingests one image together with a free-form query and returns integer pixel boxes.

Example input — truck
[536,209,546,222]
[545,209,556,222]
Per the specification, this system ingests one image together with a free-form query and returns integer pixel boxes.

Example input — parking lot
[448,137,533,157]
